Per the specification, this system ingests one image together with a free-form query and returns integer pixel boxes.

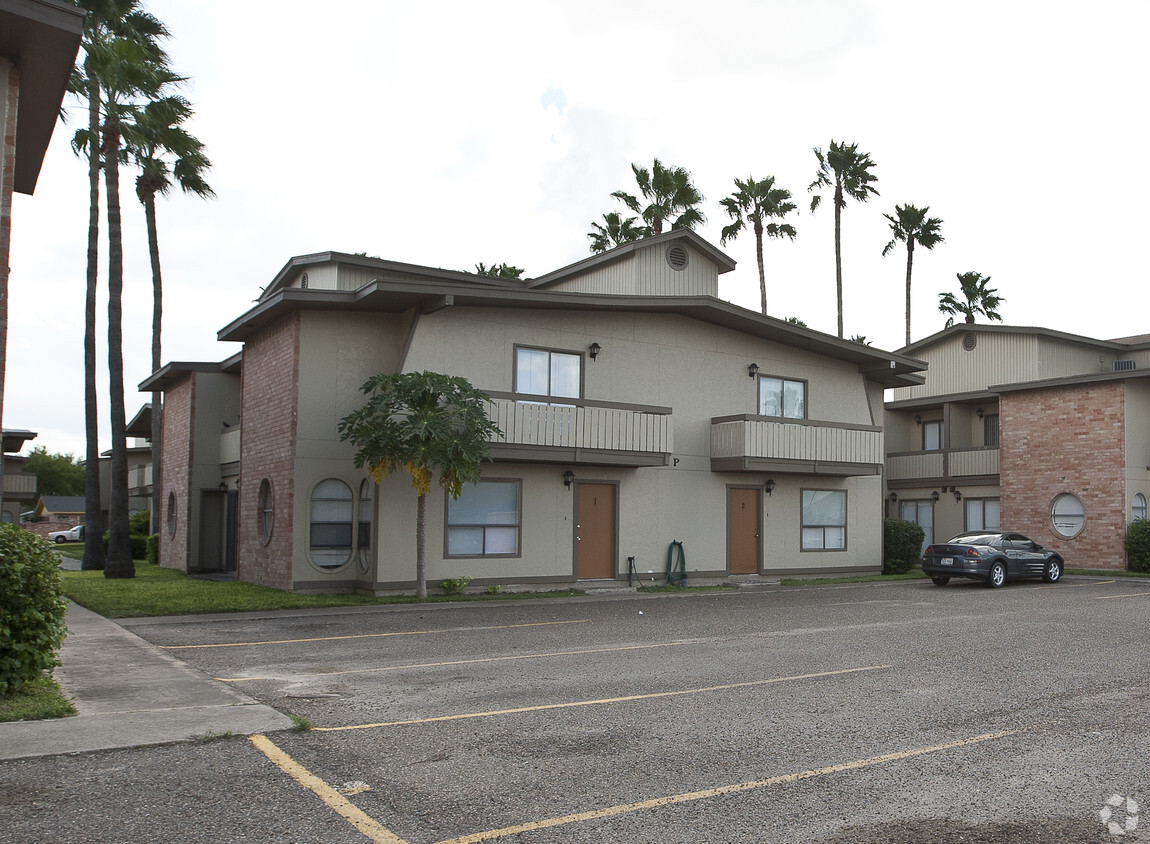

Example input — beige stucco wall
[284,303,887,589]
[1125,380,1150,522]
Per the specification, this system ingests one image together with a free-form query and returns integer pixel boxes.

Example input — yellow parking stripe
[434,728,1023,844]
[249,734,409,844]
[159,619,589,650]
[1095,590,1150,599]
[313,665,891,733]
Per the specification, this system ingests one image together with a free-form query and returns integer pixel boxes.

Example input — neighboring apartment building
[144,230,927,592]
[886,325,1150,568]
[2,427,37,523]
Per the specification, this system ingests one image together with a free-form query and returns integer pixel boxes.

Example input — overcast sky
[9,0,1149,457]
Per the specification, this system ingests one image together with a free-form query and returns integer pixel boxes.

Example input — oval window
[258,479,275,544]
[167,492,177,538]
[1050,493,1084,538]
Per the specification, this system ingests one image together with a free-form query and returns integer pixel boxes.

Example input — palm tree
[611,158,705,235]
[587,211,649,253]
[130,94,214,530]
[69,0,170,572]
[339,372,502,598]
[882,204,944,345]
[938,272,1005,328]
[808,140,879,338]
[719,176,797,316]
[473,262,524,279]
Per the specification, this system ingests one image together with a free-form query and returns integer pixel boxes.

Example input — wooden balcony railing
[886,447,999,482]
[710,415,883,476]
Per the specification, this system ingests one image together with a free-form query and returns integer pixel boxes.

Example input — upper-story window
[758,376,805,419]
[923,420,942,451]
[515,347,581,400]
[983,413,1000,447]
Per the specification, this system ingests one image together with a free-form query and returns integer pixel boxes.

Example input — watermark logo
[1100,794,1139,836]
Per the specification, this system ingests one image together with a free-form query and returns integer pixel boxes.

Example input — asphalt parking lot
[3,576,1149,843]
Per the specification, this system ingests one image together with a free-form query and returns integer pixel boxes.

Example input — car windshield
[951,533,999,546]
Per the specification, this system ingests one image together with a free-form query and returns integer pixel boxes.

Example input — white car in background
[48,525,84,544]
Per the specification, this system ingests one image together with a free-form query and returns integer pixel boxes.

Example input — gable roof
[899,323,1145,356]
[37,494,84,515]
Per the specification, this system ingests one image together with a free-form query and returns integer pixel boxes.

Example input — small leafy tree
[1126,519,1150,573]
[338,372,502,598]
[883,518,925,574]
[0,525,69,695]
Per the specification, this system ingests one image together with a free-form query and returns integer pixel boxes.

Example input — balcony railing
[129,464,153,491]
[886,447,999,482]
[710,415,883,476]
[485,394,672,466]
[2,473,37,496]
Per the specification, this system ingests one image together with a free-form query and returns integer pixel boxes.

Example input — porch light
[589,342,602,360]
[931,490,940,501]
[976,408,984,419]
[953,489,963,501]
[563,470,575,488]
[889,491,898,502]
[748,362,760,378]
[764,479,776,496]
[914,414,922,425]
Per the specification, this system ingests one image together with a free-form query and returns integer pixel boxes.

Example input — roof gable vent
[666,244,689,271]
[1114,359,1135,372]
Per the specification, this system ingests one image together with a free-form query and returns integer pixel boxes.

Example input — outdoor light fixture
[953,489,963,501]
[889,491,898,502]
[218,481,227,491]
[914,414,922,425]
[931,490,940,501]
[589,342,602,360]
[748,363,760,378]
[764,479,776,496]
[563,470,575,488]
[976,408,984,420]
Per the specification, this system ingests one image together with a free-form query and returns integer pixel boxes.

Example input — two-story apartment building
[886,325,1150,568]
[144,230,927,592]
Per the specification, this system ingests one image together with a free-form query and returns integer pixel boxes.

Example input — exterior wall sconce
[914,414,922,425]
[931,490,940,501]
[953,489,963,501]
[563,470,575,488]
[588,342,602,360]
[218,481,227,491]
[976,408,984,419]
[748,362,760,378]
[888,491,898,502]
[764,479,776,496]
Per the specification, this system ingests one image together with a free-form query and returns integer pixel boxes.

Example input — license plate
[940,557,954,566]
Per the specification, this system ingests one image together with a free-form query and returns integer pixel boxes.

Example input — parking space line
[313,664,891,733]
[434,727,1023,843]
[1095,591,1150,599]
[158,619,590,650]
[249,734,409,844]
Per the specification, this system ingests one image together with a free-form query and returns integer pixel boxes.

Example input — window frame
[756,374,807,420]
[445,479,522,559]
[308,478,355,570]
[1050,492,1085,538]
[166,491,177,538]
[800,488,847,551]
[982,413,1000,448]
[1132,493,1147,523]
[965,497,1001,532]
[257,478,275,545]
[513,345,584,401]
[922,420,943,451]
[357,479,374,572]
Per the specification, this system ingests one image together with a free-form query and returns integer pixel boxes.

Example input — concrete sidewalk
[0,602,292,760]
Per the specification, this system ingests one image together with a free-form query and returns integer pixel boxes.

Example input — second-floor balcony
[710,415,883,476]
[887,446,1000,484]
[485,393,672,467]
[2,472,37,497]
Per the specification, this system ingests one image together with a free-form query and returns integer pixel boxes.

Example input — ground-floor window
[310,479,354,568]
[358,480,373,572]
[899,500,934,555]
[446,480,521,557]
[801,489,846,550]
[1133,493,1147,523]
[965,498,1001,532]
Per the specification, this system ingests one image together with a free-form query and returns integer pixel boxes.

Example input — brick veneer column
[159,376,194,570]
[237,313,300,589]
[1000,382,1127,568]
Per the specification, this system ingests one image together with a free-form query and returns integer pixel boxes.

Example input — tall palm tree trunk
[82,79,105,571]
[143,191,162,534]
[103,115,133,578]
[753,219,766,316]
[833,187,844,338]
[904,239,915,346]
[416,490,427,598]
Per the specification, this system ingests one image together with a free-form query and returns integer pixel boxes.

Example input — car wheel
[930,576,950,586]
[1043,558,1063,583]
[54,536,65,544]
[986,561,1006,588]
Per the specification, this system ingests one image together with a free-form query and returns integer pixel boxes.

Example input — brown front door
[576,482,616,579]
[728,487,761,574]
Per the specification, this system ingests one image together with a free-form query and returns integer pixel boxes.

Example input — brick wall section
[237,313,300,589]
[160,375,195,570]
[1000,382,1127,568]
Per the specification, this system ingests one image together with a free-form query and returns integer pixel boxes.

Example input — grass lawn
[60,560,583,619]
[0,675,76,723]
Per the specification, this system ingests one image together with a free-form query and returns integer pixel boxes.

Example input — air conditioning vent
[1114,359,1136,372]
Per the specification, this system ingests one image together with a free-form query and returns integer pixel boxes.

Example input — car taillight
[924,546,933,555]
[966,548,981,556]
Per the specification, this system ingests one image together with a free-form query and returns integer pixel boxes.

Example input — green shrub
[146,534,160,566]
[102,531,148,560]
[439,575,472,596]
[0,525,69,696]
[129,511,151,536]
[1126,519,1150,573]
[883,518,925,575]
